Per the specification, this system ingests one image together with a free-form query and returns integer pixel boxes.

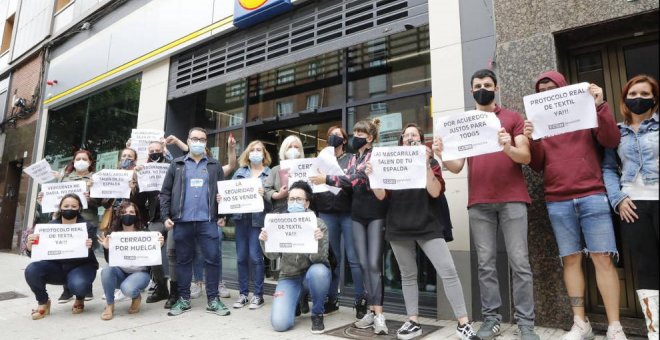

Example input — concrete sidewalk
[0,252,637,339]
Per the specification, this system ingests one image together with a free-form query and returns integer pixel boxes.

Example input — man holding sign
[433,69,539,340]
[524,71,625,340]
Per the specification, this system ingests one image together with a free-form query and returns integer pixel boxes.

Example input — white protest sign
[90,169,133,198]
[23,159,56,184]
[31,223,89,261]
[131,129,164,163]
[434,110,503,161]
[217,178,264,214]
[108,231,162,267]
[41,181,88,213]
[316,147,345,195]
[368,146,427,190]
[264,212,318,253]
[280,158,329,193]
[523,82,597,140]
[137,162,170,192]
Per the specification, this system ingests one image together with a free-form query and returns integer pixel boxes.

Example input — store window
[44,76,141,171]
[199,80,246,130]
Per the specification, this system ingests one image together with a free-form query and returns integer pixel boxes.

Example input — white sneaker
[147,279,157,292]
[218,281,230,298]
[562,316,595,340]
[114,289,130,302]
[606,324,628,340]
[190,282,203,299]
[373,313,388,335]
[354,311,375,329]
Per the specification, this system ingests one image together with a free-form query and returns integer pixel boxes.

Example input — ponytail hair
[353,118,381,142]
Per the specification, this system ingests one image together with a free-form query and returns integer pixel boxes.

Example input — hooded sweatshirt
[528,71,620,202]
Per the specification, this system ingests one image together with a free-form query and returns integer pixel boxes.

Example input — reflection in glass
[203,80,245,130]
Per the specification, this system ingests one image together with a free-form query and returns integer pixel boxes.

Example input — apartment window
[55,0,72,13]
[1,14,15,55]
[276,101,294,116]
[308,62,320,77]
[277,68,295,85]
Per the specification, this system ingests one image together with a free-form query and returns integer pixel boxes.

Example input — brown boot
[100,304,114,320]
[128,295,141,314]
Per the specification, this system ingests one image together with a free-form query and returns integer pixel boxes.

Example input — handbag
[99,199,116,232]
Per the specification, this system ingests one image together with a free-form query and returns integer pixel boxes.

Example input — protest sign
[131,129,164,163]
[368,145,427,190]
[136,162,170,192]
[108,231,162,267]
[280,158,329,193]
[23,159,56,184]
[90,169,133,198]
[434,110,502,161]
[31,223,89,261]
[264,212,318,253]
[217,178,264,214]
[41,181,88,213]
[523,82,597,139]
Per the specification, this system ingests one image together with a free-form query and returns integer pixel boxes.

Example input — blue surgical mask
[287,202,306,213]
[120,159,134,169]
[189,142,206,156]
[249,151,263,164]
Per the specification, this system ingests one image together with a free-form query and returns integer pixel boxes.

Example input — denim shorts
[546,193,618,258]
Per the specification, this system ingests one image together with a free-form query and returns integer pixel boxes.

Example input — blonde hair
[353,118,381,142]
[278,135,304,161]
[238,140,272,167]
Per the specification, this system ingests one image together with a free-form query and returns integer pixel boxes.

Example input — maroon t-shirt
[466,105,531,207]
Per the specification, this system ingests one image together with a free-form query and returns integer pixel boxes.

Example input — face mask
[189,142,206,156]
[285,148,300,159]
[121,214,138,226]
[60,209,79,220]
[149,152,164,162]
[249,151,263,164]
[74,160,90,172]
[328,135,344,148]
[625,97,655,115]
[287,202,306,213]
[351,136,368,150]
[120,159,134,169]
[473,88,495,106]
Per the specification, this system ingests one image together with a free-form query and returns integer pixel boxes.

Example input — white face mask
[74,160,90,172]
[285,148,300,159]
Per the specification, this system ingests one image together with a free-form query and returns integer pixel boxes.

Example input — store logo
[234,0,293,28]
[238,0,268,10]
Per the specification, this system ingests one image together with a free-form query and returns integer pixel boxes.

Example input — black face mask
[473,88,495,106]
[351,136,368,150]
[149,152,164,162]
[61,209,79,220]
[328,135,344,148]
[625,97,655,115]
[121,214,138,226]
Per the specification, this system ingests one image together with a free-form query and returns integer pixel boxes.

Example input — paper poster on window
[23,159,56,184]
[217,178,264,214]
[523,82,597,140]
[131,129,164,163]
[108,232,162,267]
[434,110,503,161]
[30,223,89,261]
[90,169,133,199]
[264,212,318,254]
[368,145,427,190]
[41,181,88,213]
[136,163,170,192]
[280,158,331,193]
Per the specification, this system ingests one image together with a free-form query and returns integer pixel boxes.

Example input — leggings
[390,238,468,318]
[352,219,385,307]
[622,200,659,290]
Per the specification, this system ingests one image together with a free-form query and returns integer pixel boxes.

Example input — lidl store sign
[234,0,293,28]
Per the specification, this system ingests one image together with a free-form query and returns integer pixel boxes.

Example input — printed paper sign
[368,146,427,190]
[23,159,56,184]
[31,223,89,261]
[434,110,503,161]
[264,212,318,254]
[108,231,162,267]
[137,163,170,192]
[523,82,597,139]
[217,178,264,214]
[131,129,164,163]
[90,169,134,198]
[280,158,330,193]
[41,181,88,213]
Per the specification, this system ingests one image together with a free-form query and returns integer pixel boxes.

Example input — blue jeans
[271,263,331,332]
[101,267,150,304]
[546,193,619,258]
[173,221,220,300]
[235,218,264,296]
[192,244,204,282]
[25,261,97,304]
[319,212,364,301]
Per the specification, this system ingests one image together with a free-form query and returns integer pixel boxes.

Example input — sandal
[100,304,114,320]
[128,295,141,314]
[31,300,51,320]
[72,299,85,314]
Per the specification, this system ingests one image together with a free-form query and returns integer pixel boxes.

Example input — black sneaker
[58,289,73,304]
[397,320,422,340]
[299,296,310,315]
[354,297,367,319]
[324,298,339,315]
[311,314,325,334]
[84,291,94,301]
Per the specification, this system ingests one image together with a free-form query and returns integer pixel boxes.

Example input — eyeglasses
[401,133,419,139]
[287,197,307,204]
[189,137,207,143]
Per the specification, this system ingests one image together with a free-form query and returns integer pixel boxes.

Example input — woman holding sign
[368,124,480,340]
[603,74,659,340]
[265,135,305,212]
[229,140,272,310]
[98,201,164,320]
[24,194,99,319]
